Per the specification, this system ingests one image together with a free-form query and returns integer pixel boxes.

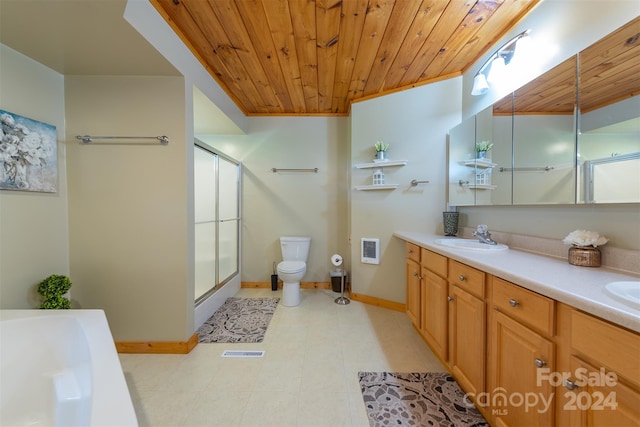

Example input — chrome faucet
[472,224,497,245]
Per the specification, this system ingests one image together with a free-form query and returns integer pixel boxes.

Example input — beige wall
[460,205,640,251]
[350,79,462,303]
[198,116,350,285]
[0,45,69,309]
[65,75,191,341]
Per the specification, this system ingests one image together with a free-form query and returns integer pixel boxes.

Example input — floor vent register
[221,350,265,358]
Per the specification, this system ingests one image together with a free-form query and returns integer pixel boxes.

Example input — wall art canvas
[0,110,57,192]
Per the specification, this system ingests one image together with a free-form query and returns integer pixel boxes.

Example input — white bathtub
[0,310,137,426]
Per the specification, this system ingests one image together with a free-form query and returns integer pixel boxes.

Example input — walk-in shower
[194,143,241,304]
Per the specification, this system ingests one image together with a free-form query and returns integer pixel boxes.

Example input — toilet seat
[277,261,305,274]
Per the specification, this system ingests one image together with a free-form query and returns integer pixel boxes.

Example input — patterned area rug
[197,297,279,343]
[358,372,488,427]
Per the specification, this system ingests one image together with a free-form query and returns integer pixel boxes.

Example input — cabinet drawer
[421,248,447,278]
[406,242,420,263]
[448,260,484,299]
[571,310,640,387]
[492,277,555,336]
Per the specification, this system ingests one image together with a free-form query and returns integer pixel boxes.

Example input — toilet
[277,236,311,307]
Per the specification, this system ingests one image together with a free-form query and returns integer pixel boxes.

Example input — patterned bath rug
[358,372,488,427]
[197,297,279,343]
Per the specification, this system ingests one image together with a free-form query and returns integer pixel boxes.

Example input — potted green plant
[475,140,494,159]
[374,140,389,160]
[37,274,72,309]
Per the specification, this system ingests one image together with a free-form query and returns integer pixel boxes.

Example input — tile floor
[119,288,446,427]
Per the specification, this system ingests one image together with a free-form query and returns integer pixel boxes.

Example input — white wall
[459,1,640,251]
[350,79,462,303]
[65,75,191,341]
[0,45,69,308]
[198,116,350,285]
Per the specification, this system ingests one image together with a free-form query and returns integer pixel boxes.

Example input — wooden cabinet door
[421,267,448,361]
[490,310,555,427]
[406,258,421,328]
[565,356,640,426]
[449,284,486,397]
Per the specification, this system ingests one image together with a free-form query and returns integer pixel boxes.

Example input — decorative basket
[568,246,601,267]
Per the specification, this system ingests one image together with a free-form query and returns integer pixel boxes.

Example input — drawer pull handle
[447,296,454,302]
[508,299,519,307]
[534,358,547,368]
[408,249,413,254]
[413,272,419,277]
[458,275,466,281]
[564,379,579,391]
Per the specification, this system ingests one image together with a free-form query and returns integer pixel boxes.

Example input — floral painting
[0,110,57,192]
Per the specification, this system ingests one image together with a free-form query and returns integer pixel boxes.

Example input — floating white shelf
[463,159,497,168]
[355,184,399,191]
[355,160,408,169]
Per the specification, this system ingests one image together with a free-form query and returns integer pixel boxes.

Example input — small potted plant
[475,140,494,159]
[37,274,72,309]
[374,140,389,161]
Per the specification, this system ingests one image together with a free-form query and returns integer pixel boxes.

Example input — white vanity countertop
[394,231,640,333]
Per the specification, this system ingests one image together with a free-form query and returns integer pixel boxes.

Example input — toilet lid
[278,261,305,273]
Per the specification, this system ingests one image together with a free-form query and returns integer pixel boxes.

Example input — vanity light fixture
[471,29,531,96]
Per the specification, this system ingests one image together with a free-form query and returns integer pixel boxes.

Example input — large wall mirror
[448,115,477,207]
[577,16,640,204]
[511,56,577,205]
[478,94,513,206]
[448,16,639,206]
[447,96,513,207]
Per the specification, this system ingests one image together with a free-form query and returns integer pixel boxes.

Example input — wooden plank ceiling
[579,15,640,114]
[493,15,640,115]
[150,0,540,116]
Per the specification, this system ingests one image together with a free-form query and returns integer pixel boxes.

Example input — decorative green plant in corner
[38,274,72,309]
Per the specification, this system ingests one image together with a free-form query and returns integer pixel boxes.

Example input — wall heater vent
[361,238,380,264]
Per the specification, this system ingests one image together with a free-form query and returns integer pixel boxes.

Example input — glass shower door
[217,156,239,284]
[194,145,240,303]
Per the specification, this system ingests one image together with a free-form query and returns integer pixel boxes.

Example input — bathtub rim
[0,309,138,427]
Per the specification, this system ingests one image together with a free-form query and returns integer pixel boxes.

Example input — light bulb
[487,56,506,84]
[471,73,489,96]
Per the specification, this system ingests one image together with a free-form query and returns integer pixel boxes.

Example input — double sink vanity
[426,15,640,426]
[394,231,639,427]
[398,16,639,426]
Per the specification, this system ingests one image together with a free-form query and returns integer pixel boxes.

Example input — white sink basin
[605,281,640,306]
[434,238,508,251]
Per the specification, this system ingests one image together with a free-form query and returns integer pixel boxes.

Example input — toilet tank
[280,236,311,262]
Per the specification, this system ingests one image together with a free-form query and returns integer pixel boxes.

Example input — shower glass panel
[218,156,239,283]
[194,144,240,303]
[194,147,216,301]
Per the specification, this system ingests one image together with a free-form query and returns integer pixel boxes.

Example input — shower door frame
[194,141,241,305]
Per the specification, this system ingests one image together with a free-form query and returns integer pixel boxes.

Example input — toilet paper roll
[331,254,343,266]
